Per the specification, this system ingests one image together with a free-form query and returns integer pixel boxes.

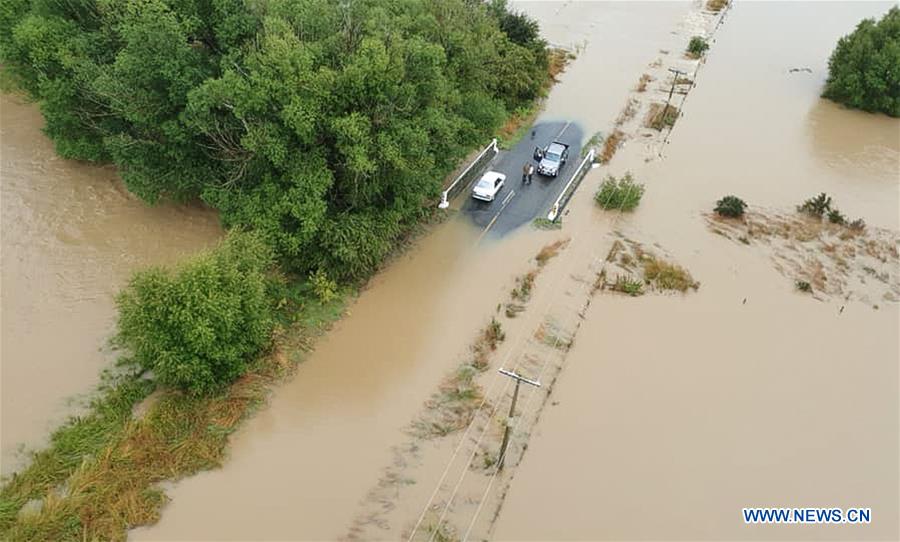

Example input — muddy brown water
[494,1,899,540]
[132,3,699,540]
[0,94,222,475]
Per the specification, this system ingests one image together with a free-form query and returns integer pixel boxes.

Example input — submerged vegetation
[706,0,729,13]
[823,6,900,117]
[645,103,679,131]
[642,257,700,292]
[597,238,699,296]
[595,173,645,211]
[798,192,833,218]
[797,193,864,230]
[714,195,747,218]
[705,203,899,305]
[687,36,710,58]
[598,129,624,164]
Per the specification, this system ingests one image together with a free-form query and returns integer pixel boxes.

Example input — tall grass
[642,257,700,292]
[599,129,624,164]
[645,103,679,131]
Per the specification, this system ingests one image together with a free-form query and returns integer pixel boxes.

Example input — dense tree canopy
[0,0,548,279]
[823,6,900,117]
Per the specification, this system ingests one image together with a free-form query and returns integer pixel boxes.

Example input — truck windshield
[545,151,561,161]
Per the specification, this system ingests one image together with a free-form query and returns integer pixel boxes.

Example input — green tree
[1,0,550,280]
[823,6,900,117]
[115,231,276,396]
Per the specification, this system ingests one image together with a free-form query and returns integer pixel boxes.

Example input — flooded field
[5,0,894,539]
[494,1,899,540]
[0,95,222,474]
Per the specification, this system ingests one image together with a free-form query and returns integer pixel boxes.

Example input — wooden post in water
[497,368,541,470]
[663,68,687,121]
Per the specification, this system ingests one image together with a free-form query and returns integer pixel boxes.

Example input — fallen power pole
[497,368,541,470]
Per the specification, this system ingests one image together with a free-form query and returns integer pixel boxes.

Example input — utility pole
[497,368,541,470]
[663,68,688,119]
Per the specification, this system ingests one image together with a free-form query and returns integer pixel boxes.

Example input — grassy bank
[0,281,348,541]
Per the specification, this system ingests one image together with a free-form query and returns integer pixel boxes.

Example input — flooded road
[495,1,899,540]
[132,2,697,540]
[132,218,559,541]
[0,94,222,474]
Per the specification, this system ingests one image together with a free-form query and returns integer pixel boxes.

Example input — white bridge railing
[547,149,595,222]
[438,138,498,209]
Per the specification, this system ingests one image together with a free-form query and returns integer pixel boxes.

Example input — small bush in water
[849,218,866,232]
[827,208,847,225]
[116,231,276,396]
[797,192,832,218]
[714,195,747,218]
[687,36,710,57]
[595,172,645,211]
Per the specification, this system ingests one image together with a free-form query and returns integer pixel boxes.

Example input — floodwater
[0,95,222,474]
[495,2,899,540]
[132,3,697,540]
[131,217,556,541]
[525,0,694,138]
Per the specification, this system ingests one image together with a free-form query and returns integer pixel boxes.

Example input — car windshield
[476,177,494,189]
[545,151,561,161]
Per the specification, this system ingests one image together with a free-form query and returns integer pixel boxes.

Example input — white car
[471,171,506,202]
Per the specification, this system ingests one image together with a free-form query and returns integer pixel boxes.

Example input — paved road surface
[461,120,584,237]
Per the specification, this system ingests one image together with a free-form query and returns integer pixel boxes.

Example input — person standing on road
[527,163,535,184]
[522,162,530,184]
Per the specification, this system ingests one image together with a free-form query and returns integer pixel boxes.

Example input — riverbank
[0,94,223,474]
[0,268,349,538]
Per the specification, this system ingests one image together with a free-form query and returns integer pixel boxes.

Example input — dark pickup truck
[533,140,570,178]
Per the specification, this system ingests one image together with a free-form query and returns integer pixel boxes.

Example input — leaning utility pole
[497,368,541,470]
[663,68,688,118]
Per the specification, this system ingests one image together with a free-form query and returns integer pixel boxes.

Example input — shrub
[796,280,812,292]
[595,172,645,211]
[310,269,338,303]
[116,232,276,396]
[797,193,832,217]
[823,7,900,117]
[687,36,710,57]
[486,318,506,347]
[827,208,847,225]
[849,218,867,232]
[714,195,747,218]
